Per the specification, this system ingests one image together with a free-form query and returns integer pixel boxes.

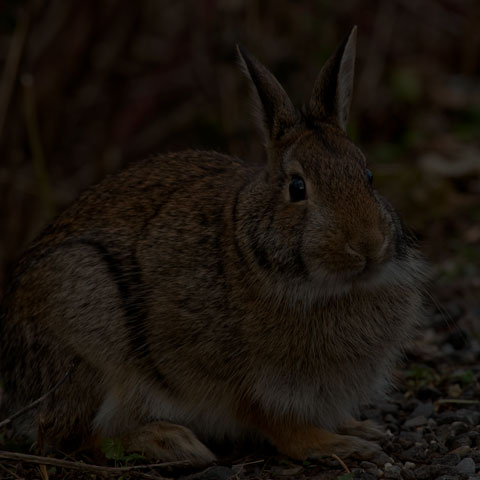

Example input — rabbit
[0,27,427,464]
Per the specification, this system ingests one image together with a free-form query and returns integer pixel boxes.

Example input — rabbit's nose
[346,230,387,266]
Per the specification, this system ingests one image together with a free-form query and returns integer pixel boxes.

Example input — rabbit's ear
[237,45,298,141]
[309,26,357,132]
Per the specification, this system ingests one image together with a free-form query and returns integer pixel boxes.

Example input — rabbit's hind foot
[123,421,216,465]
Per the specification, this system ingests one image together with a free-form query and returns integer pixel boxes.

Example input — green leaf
[337,473,354,480]
[123,453,147,463]
[101,438,125,461]
[460,370,475,386]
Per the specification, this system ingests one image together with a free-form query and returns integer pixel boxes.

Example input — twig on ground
[331,454,350,474]
[0,451,190,478]
[38,463,49,480]
[231,459,264,468]
[0,462,22,479]
[436,398,480,405]
[0,364,75,429]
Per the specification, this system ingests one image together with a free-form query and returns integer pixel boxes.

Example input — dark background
[1,1,480,476]
[0,0,479,306]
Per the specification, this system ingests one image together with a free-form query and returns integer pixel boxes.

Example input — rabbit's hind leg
[122,421,216,465]
[93,386,215,465]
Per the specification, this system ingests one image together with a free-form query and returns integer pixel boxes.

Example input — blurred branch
[0,5,32,144]
[21,74,55,219]
[356,0,396,111]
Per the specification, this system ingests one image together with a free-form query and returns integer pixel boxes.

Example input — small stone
[434,453,461,466]
[456,457,476,475]
[471,450,480,464]
[413,464,458,479]
[404,415,428,428]
[384,414,396,423]
[451,421,469,435]
[449,433,472,449]
[399,431,422,443]
[351,471,377,480]
[371,451,393,467]
[436,424,454,443]
[400,468,415,480]
[437,409,480,426]
[404,461,415,469]
[428,442,449,454]
[359,462,381,477]
[469,431,480,443]
[403,445,427,462]
[451,445,472,457]
[427,418,437,428]
[417,385,441,401]
[384,464,401,479]
[410,401,434,419]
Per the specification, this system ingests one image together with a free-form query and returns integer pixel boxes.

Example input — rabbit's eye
[366,168,373,185]
[289,175,306,202]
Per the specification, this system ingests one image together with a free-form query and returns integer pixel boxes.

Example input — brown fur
[0,28,426,463]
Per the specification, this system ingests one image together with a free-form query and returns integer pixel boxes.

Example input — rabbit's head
[237,28,422,297]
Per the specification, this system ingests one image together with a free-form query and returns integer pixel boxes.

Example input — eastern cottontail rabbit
[0,27,426,463]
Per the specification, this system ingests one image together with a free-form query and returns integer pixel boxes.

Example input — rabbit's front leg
[239,401,380,460]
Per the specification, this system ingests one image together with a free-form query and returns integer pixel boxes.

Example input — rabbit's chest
[247,296,414,428]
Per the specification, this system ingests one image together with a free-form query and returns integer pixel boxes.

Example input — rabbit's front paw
[310,434,381,460]
[338,418,386,441]
[266,424,381,461]
[123,421,216,465]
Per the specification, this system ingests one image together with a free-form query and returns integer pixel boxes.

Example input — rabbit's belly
[93,378,245,440]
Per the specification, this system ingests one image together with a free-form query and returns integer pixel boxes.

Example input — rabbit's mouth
[350,260,387,284]
[324,257,395,293]
[347,255,426,292]
[304,260,389,298]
